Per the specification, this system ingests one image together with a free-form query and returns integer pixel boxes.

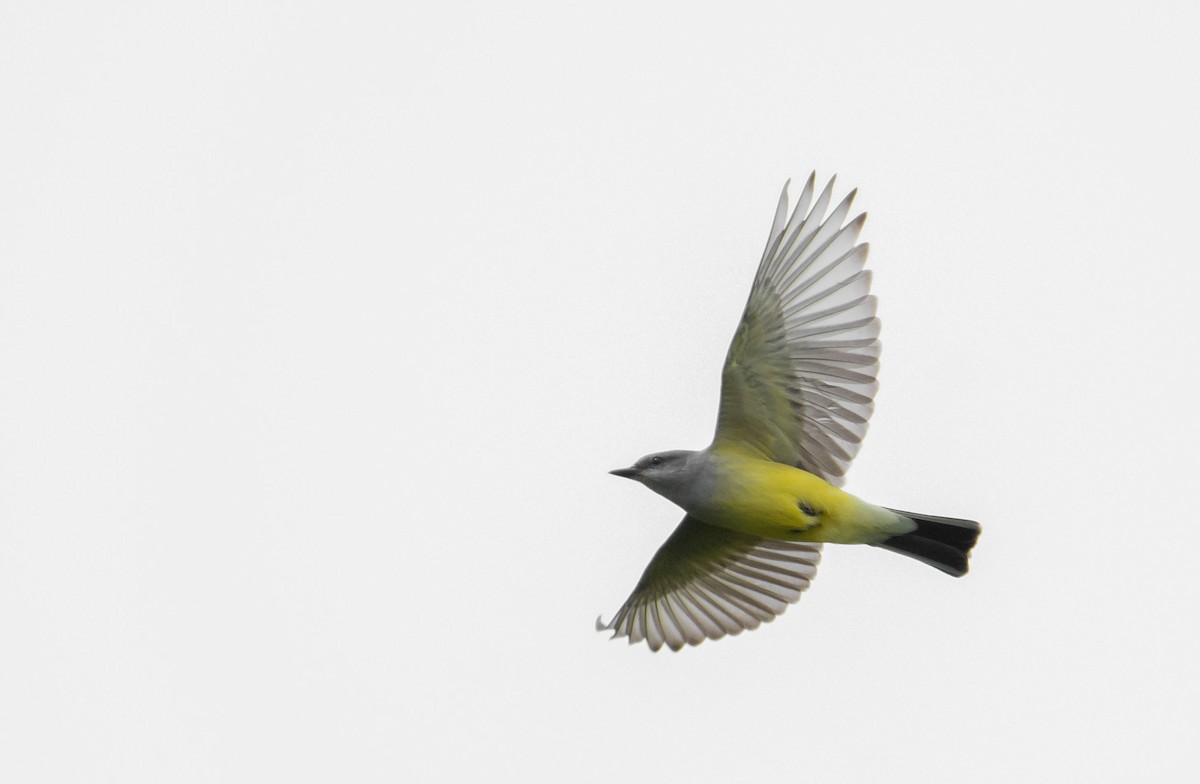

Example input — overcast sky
[3,2,1198,782]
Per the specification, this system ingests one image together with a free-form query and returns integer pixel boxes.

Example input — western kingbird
[599,173,980,651]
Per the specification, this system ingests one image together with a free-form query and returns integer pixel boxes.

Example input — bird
[598,172,980,652]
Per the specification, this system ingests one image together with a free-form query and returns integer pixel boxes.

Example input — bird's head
[609,449,700,500]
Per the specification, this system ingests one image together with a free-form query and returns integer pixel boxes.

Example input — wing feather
[597,516,822,651]
[714,175,880,485]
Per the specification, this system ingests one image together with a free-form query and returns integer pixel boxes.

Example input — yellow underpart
[697,447,910,544]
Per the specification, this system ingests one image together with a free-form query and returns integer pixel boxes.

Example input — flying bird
[599,173,980,651]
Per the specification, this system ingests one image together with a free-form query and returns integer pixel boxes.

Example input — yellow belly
[694,450,902,544]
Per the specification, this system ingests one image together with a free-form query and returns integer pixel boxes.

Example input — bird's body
[632,446,908,544]
[600,173,980,651]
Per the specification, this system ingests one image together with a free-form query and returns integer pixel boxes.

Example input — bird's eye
[799,502,818,516]
[651,456,663,466]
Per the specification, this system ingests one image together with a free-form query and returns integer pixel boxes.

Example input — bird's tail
[873,509,981,577]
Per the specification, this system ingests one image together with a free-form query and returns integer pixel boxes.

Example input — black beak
[609,466,640,479]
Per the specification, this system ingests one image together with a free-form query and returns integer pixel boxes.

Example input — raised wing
[713,174,880,485]
[597,516,822,652]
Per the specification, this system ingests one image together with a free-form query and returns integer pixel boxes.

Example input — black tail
[873,509,981,577]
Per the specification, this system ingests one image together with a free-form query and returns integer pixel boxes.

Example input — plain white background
[3,2,1198,781]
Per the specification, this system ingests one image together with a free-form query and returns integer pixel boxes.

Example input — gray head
[609,449,702,505]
